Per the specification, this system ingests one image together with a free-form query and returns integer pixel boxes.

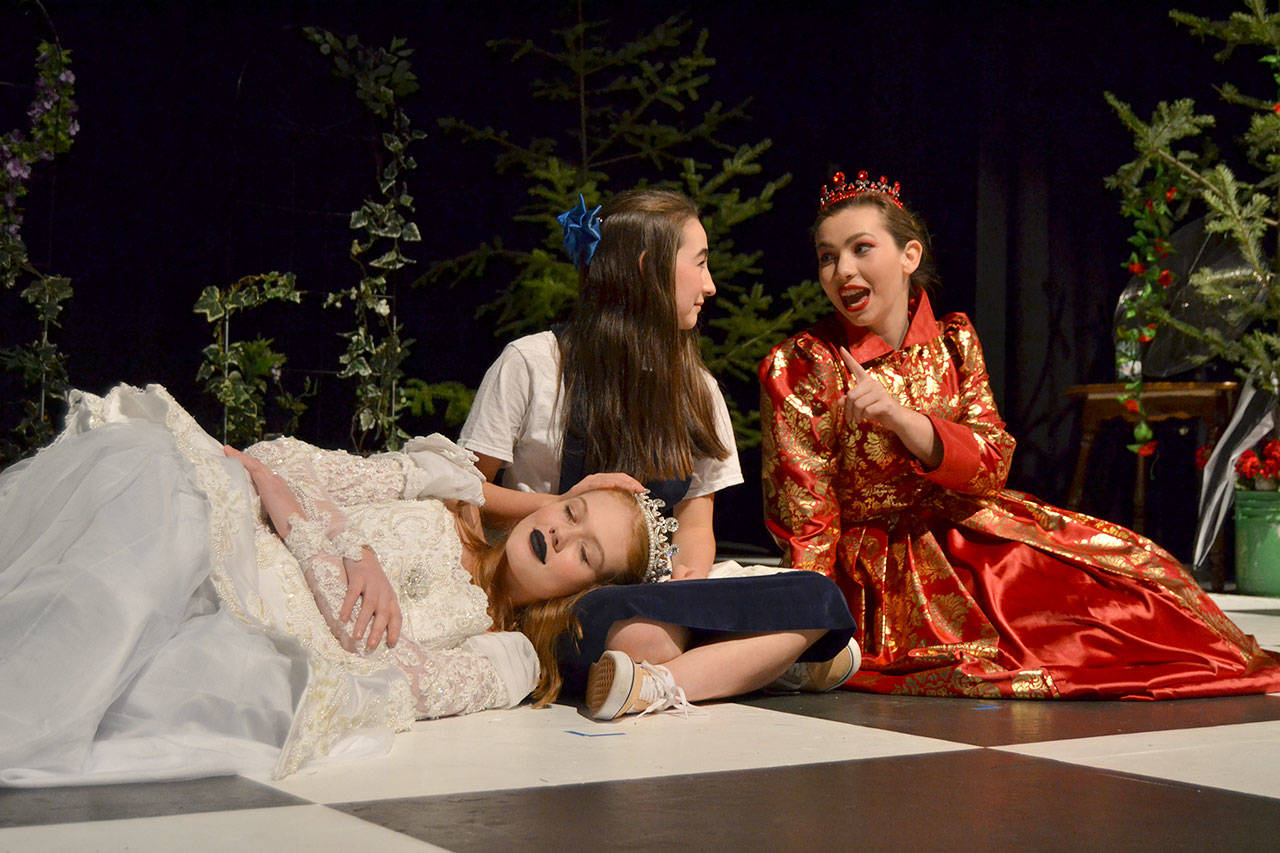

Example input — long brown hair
[456,489,650,705]
[814,191,940,295]
[559,189,729,482]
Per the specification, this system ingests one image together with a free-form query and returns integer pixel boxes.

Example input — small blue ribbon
[557,194,603,269]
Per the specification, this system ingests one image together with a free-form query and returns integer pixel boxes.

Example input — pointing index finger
[839,347,869,382]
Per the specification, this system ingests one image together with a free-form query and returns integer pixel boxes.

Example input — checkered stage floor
[4,592,1280,852]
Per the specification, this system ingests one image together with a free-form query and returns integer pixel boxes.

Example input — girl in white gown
[0,384,654,786]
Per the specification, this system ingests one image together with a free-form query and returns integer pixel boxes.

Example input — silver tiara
[634,491,679,583]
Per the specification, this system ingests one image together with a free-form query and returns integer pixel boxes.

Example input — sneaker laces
[634,661,695,719]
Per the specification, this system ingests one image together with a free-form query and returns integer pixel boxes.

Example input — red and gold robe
[760,293,1280,698]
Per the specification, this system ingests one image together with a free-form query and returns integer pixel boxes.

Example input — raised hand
[839,347,901,428]
[837,347,943,469]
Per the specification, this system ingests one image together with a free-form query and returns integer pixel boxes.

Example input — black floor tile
[0,775,309,828]
[334,750,1280,852]
[740,690,1280,746]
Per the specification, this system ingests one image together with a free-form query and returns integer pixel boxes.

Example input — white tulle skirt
[0,386,410,786]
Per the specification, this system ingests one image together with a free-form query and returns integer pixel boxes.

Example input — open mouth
[839,285,871,313]
[530,528,547,563]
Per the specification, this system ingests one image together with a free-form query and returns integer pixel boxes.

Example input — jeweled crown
[818,170,903,212]
[634,491,679,583]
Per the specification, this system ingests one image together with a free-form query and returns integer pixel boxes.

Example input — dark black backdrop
[0,0,1244,559]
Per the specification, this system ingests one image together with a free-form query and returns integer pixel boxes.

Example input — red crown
[818,170,903,211]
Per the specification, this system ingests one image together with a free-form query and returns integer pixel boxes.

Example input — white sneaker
[586,650,693,720]
[767,637,861,693]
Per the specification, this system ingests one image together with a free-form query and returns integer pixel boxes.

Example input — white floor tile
[1221,610,1280,651]
[0,804,440,853]
[1209,592,1280,612]
[996,719,1280,799]
[253,701,974,804]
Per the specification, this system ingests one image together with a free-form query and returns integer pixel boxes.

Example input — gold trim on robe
[761,294,1280,699]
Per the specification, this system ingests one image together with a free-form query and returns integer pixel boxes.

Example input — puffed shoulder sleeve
[759,334,844,577]
[399,434,486,505]
[458,339,536,465]
[914,314,1015,495]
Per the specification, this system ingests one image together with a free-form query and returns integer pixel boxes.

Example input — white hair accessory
[634,491,679,583]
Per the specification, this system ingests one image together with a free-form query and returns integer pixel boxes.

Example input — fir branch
[429,10,821,445]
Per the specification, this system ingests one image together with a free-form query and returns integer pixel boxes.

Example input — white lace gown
[0,384,506,786]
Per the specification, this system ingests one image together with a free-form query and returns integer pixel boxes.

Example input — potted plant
[1218,438,1280,594]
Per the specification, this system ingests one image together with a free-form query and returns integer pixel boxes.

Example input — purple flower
[58,70,75,84]
[5,223,19,237]
[5,159,31,180]
[68,119,79,137]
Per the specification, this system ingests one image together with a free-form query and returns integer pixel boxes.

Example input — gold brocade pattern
[761,300,1280,700]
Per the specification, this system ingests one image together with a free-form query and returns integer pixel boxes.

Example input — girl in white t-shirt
[461,189,859,719]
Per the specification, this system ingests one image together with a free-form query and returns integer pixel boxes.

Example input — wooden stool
[1064,382,1238,588]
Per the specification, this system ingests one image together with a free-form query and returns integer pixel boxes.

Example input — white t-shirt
[459,331,742,501]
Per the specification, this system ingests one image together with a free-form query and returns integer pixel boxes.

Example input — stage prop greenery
[193,272,315,447]
[1106,0,1280,451]
[305,28,426,452]
[2,11,820,464]
[427,8,828,447]
[0,38,77,464]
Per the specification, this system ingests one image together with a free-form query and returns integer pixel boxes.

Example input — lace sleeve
[284,515,515,717]
[388,639,507,718]
[246,437,410,506]
[283,513,363,653]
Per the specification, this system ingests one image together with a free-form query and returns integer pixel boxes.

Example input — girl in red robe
[760,171,1280,698]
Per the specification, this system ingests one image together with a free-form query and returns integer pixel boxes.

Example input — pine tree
[423,7,827,447]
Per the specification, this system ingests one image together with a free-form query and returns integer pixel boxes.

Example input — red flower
[1195,444,1213,470]
[1273,102,1280,114]
[1263,456,1280,479]
[1138,324,1157,342]
[1122,398,1140,414]
[1145,199,1155,212]
[1128,261,1147,275]
[1154,238,1171,258]
[1136,441,1157,457]
[1263,439,1280,461]
[1165,187,1178,201]
[1238,450,1262,478]
[1157,269,1173,287]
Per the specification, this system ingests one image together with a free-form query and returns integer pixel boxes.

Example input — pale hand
[838,347,943,470]
[670,563,712,581]
[565,471,645,498]
[224,444,276,493]
[839,347,903,430]
[224,445,301,536]
[342,546,403,650]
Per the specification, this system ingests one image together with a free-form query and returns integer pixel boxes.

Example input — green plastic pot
[1234,490,1280,596]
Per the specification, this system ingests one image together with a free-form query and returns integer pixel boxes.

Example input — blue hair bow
[557,194,603,270]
